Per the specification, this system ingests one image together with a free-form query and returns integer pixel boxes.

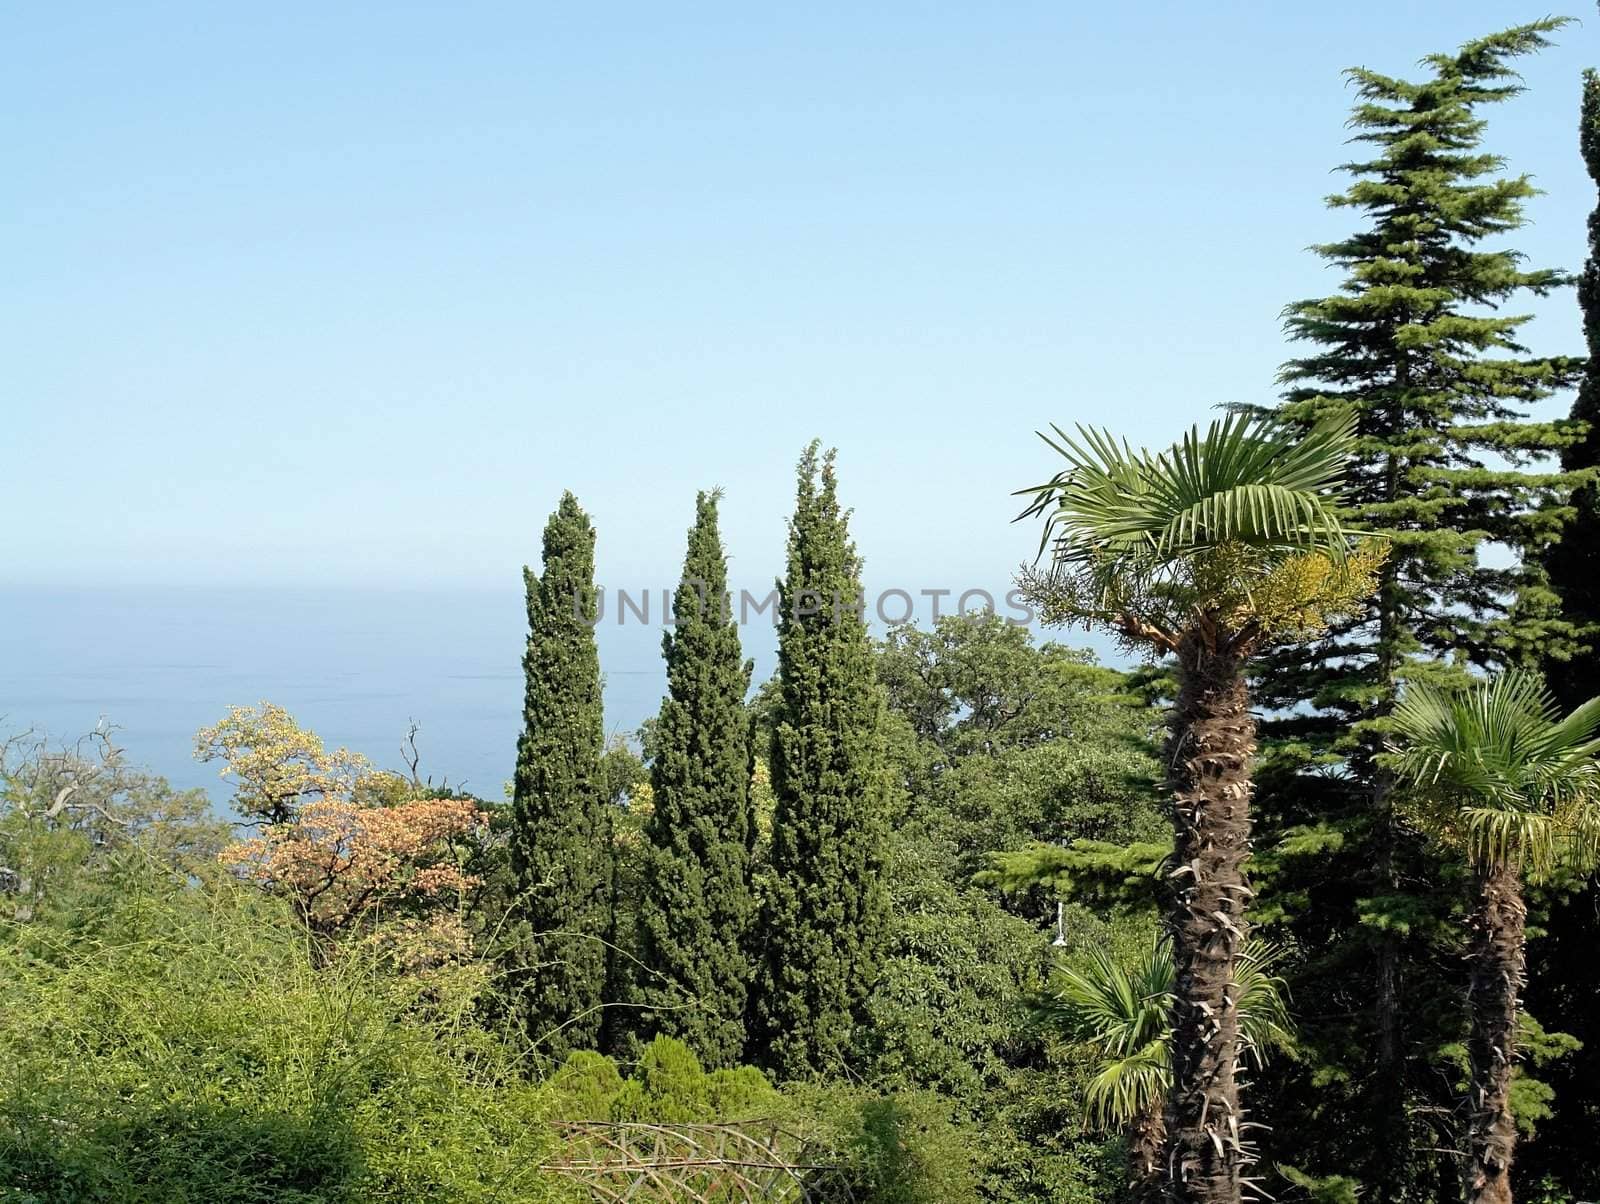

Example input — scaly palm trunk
[1464,864,1526,1204]
[1130,1095,1167,1204]
[1163,630,1255,1204]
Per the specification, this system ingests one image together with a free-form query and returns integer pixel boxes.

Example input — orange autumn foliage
[221,796,485,949]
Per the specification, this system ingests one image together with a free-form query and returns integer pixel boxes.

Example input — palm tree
[1033,940,1293,1204]
[1037,941,1170,1201]
[1016,411,1378,1204]
[1389,672,1600,1204]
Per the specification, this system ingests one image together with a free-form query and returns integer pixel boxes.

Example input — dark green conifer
[509,492,613,1063]
[1546,65,1600,709]
[632,490,757,1067]
[1523,53,1600,1199]
[1247,22,1583,1199]
[751,443,890,1080]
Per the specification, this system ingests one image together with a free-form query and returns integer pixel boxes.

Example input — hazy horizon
[4,0,1590,800]
[0,578,1116,802]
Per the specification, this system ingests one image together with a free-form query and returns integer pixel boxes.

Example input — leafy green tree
[1,727,232,928]
[1016,411,1374,1204]
[549,1049,627,1120]
[877,614,1120,762]
[509,492,613,1063]
[609,1037,713,1123]
[1390,672,1600,1204]
[1249,23,1583,1197]
[632,490,757,1067]
[791,1086,981,1204]
[0,876,560,1203]
[549,1039,782,1125]
[752,443,891,1080]
[596,735,649,1055]
[856,844,1043,1104]
[979,839,1170,924]
[1032,941,1294,1204]
[871,615,1165,1201]
[877,614,1164,887]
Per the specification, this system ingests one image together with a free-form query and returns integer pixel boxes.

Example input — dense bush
[0,879,566,1204]
[546,1038,988,1202]
[787,1084,980,1204]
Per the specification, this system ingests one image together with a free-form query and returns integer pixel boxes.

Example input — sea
[0,582,1118,808]
[0,584,762,804]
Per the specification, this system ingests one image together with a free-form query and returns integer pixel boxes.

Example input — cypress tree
[510,491,614,1064]
[1245,22,1582,1200]
[1545,64,1600,709]
[751,442,890,1080]
[1522,56,1600,1199]
[632,490,757,1067]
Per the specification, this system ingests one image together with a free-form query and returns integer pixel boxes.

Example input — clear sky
[3,2,1591,603]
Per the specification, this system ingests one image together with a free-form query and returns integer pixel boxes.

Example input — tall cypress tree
[1545,64,1600,709]
[631,490,757,1068]
[751,442,890,1081]
[510,492,614,1064]
[1523,56,1600,1200]
[1244,22,1582,1201]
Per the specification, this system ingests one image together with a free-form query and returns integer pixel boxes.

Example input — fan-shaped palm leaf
[1016,411,1356,570]
[1032,942,1172,1129]
[1082,1038,1170,1133]
[1036,942,1171,1053]
[1032,938,1294,1131]
[1232,940,1296,1059]
[1390,671,1600,873]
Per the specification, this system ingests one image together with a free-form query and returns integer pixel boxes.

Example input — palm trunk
[1163,631,1255,1204]
[1464,863,1526,1204]
[1130,1095,1166,1204]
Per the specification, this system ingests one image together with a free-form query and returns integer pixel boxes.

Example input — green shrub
[705,1066,781,1119]
[549,1039,782,1128]
[609,1037,710,1123]
[549,1050,626,1120]
[790,1084,979,1204]
[0,880,566,1203]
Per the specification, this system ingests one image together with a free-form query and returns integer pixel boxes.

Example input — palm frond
[1390,670,1600,872]
[1032,936,1295,1132]
[1235,941,1296,1063]
[1082,1038,1169,1130]
[1017,411,1356,571]
[1031,942,1169,1056]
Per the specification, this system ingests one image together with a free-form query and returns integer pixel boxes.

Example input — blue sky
[4,2,1591,604]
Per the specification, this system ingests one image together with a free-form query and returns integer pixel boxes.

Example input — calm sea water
[1,584,1116,805]
[0,585,744,802]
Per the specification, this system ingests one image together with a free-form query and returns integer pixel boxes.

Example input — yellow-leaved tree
[198,703,485,971]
